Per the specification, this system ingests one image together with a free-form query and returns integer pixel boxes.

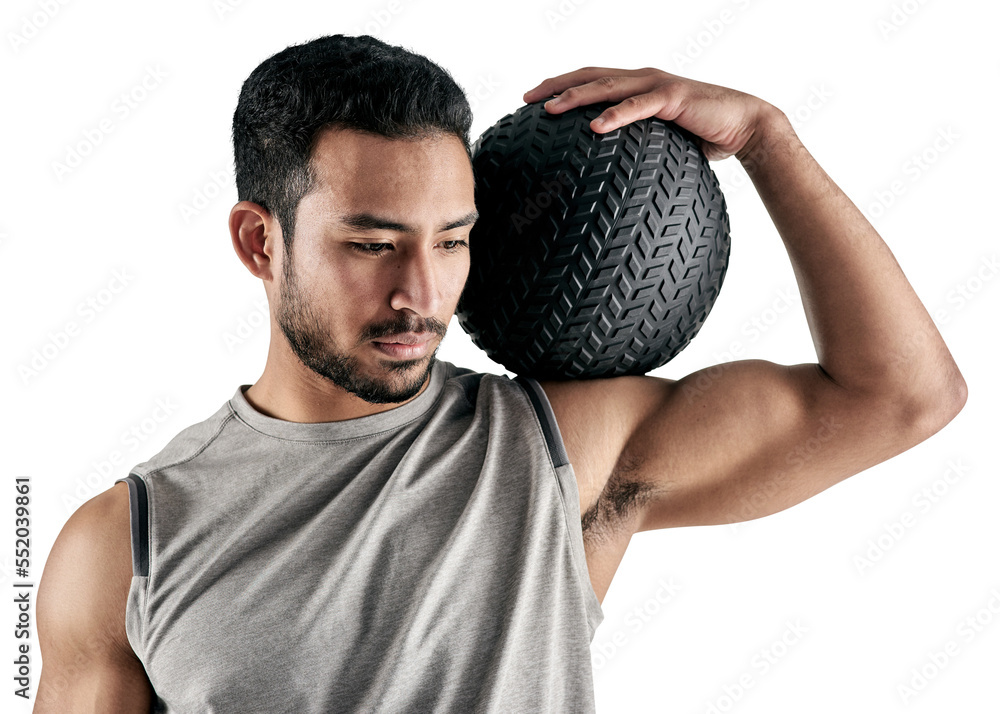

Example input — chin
[354,351,433,400]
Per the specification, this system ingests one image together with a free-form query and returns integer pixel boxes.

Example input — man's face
[272,127,476,405]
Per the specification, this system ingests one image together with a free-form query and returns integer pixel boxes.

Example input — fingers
[522,67,616,102]
[521,66,765,155]
[522,67,657,104]
[589,92,664,133]
[534,79,666,134]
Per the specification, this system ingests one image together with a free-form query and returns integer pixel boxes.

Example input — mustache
[359,315,449,343]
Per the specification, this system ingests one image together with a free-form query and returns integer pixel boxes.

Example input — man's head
[230,35,477,405]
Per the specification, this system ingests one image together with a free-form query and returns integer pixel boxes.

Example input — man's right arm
[35,481,154,712]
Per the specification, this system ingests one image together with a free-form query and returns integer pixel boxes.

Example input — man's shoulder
[38,482,134,651]
[126,389,239,481]
[436,359,549,411]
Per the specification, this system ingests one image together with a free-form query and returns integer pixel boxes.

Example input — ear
[230,201,281,281]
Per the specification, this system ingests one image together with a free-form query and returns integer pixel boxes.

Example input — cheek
[334,267,380,299]
[317,254,385,302]
[292,256,376,328]
[444,258,471,303]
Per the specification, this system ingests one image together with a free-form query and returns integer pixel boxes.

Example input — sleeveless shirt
[115,359,604,713]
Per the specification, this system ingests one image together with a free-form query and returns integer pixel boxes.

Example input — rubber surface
[457,99,730,379]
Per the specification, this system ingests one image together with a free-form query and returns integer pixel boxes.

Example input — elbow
[950,371,969,417]
[897,370,968,443]
[935,362,969,424]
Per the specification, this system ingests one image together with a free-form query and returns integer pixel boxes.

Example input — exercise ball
[456,98,731,380]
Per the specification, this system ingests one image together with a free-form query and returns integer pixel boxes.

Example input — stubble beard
[274,253,444,405]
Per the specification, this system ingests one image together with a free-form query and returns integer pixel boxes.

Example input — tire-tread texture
[457,100,730,379]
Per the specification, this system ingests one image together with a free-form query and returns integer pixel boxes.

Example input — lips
[373,332,436,346]
[371,334,435,360]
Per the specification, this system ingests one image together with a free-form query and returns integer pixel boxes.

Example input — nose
[388,245,444,316]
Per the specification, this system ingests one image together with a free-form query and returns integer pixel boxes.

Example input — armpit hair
[581,449,659,543]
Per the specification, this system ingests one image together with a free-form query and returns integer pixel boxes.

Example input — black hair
[232,34,474,255]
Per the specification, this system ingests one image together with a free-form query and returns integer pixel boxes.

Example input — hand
[522,66,780,162]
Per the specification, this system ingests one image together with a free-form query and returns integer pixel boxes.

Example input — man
[35,34,966,712]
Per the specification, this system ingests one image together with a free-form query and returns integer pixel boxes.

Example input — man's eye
[349,240,467,256]
[351,243,391,255]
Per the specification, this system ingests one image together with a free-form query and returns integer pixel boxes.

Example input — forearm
[736,106,966,411]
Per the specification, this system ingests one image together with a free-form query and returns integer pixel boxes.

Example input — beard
[274,254,448,405]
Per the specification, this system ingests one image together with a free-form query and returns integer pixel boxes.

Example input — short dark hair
[232,34,474,254]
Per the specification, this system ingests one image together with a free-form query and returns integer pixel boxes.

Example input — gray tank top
[115,359,604,713]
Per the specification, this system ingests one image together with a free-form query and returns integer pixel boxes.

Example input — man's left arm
[524,68,967,531]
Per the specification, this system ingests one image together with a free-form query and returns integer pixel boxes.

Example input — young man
[35,35,966,712]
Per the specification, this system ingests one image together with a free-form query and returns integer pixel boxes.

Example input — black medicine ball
[456,99,731,380]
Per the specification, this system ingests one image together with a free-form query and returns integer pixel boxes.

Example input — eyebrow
[338,210,479,235]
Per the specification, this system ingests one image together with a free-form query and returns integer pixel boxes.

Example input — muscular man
[35,35,966,712]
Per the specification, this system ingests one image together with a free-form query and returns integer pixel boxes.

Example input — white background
[4,0,997,711]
